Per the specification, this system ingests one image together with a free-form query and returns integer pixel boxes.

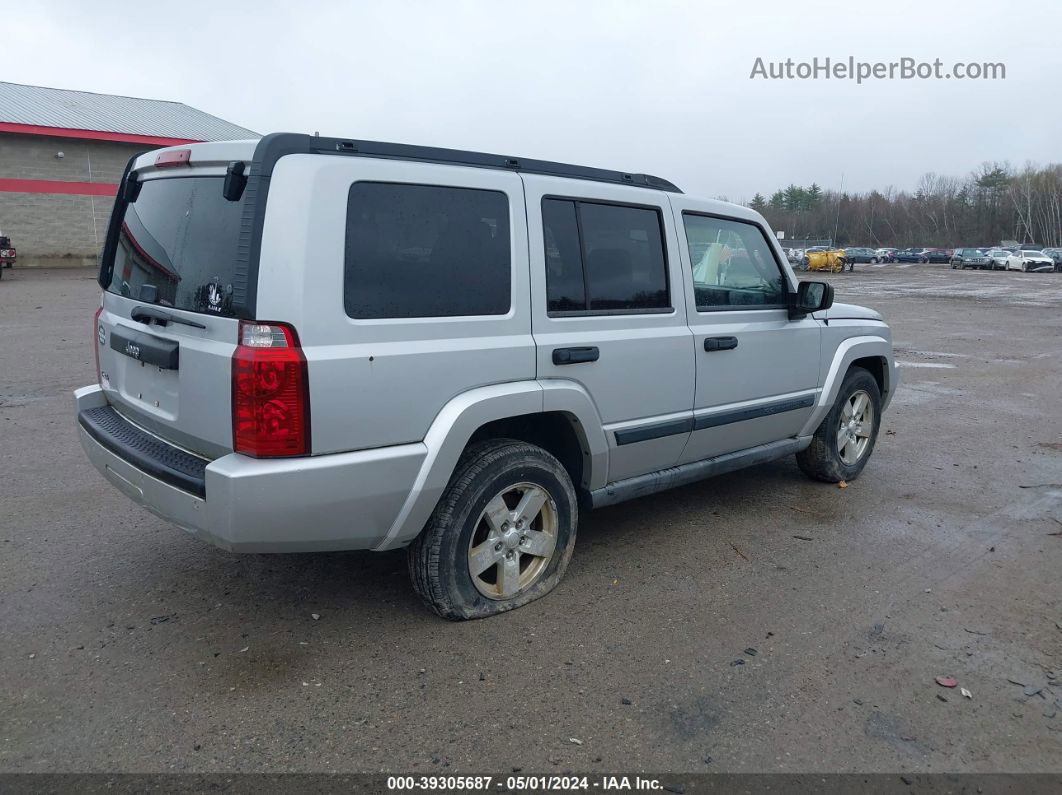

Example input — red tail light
[232,321,310,457]
[93,304,103,384]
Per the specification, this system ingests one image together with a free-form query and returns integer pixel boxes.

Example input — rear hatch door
[97,156,250,459]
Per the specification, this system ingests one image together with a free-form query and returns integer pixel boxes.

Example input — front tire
[408,439,578,620]
[797,367,882,483]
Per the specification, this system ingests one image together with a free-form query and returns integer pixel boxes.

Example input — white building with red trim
[0,82,256,266]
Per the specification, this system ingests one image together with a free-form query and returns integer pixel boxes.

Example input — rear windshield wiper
[131,306,207,329]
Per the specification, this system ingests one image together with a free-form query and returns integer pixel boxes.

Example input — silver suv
[76,134,898,619]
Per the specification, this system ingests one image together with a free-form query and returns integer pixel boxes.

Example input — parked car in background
[1041,248,1062,271]
[925,249,952,264]
[841,247,881,264]
[0,235,15,272]
[894,248,928,263]
[985,249,1011,270]
[1005,249,1056,272]
[950,248,992,269]
[876,248,897,262]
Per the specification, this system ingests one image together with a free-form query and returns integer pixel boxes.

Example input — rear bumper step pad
[77,406,207,497]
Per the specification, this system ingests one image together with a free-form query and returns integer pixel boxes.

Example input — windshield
[104,176,244,316]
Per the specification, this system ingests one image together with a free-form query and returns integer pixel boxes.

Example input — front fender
[372,380,608,550]
[800,335,898,437]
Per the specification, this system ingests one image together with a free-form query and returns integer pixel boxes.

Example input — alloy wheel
[837,390,874,466]
[467,482,558,600]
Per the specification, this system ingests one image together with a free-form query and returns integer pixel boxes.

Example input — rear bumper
[74,385,426,552]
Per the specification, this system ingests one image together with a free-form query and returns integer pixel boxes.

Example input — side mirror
[789,280,834,319]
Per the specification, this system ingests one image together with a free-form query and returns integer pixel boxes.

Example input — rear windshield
[105,176,243,316]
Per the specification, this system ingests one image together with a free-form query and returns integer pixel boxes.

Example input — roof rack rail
[250,133,682,193]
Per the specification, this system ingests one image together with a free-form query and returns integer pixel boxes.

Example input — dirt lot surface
[1,265,1060,774]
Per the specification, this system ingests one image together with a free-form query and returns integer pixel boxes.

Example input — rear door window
[344,182,511,319]
[541,198,670,314]
[105,177,244,316]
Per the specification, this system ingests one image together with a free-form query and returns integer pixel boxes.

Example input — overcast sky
[9,0,1061,202]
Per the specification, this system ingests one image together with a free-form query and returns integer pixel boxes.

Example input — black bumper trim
[78,406,207,498]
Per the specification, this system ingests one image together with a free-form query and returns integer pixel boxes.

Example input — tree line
[745,162,1062,249]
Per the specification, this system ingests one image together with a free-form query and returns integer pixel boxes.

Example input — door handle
[704,336,738,352]
[552,346,600,365]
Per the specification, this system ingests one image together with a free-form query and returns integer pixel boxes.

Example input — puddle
[896,361,957,369]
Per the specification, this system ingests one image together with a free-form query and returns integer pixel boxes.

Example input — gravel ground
[1,265,1060,774]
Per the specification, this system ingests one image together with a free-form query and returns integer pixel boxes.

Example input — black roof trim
[250,133,682,193]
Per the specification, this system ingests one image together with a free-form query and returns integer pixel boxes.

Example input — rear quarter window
[344,182,511,319]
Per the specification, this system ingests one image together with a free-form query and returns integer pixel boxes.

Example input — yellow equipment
[805,249,847,272]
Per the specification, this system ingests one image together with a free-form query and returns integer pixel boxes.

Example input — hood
[822,302,884,322]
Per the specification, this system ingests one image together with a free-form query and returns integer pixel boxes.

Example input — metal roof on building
[0,82,258,142]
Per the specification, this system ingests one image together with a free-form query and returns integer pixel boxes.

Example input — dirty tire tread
[408,438,577,621]
[797,366,882,483]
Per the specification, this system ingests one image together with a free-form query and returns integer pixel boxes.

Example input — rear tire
[408,439,578,620]
[797,367,882,483]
